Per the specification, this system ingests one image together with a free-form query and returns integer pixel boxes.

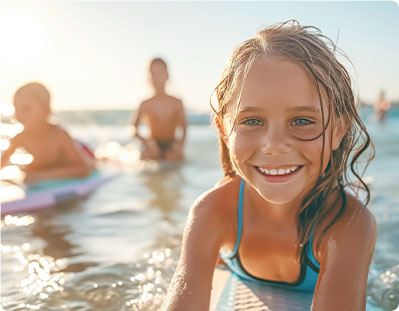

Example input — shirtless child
[1,82,92,183]
[374,90,391,123]
[132,58,187,161]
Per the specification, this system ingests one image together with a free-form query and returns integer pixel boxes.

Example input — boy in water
[1,82,92,183]
[132,58,187,161]
[374,90,391,123]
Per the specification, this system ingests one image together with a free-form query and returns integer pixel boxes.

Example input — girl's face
[223,58,343,206]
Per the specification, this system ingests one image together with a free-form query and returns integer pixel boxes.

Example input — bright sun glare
[0,6,43,65]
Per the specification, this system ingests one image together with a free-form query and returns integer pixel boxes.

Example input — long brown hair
[211,20,374,261]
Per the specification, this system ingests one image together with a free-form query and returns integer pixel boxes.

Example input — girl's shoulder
[191,175,241,216]
[187,175,241,242]
[313,189,377,262]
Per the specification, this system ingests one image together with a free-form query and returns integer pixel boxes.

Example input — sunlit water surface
[1,108,398,310]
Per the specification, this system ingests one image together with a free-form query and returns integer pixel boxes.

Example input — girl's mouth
[254,165,303,183]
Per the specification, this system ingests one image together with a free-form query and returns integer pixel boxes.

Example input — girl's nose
[261,127,292,156]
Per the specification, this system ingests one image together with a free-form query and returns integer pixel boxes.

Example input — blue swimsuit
[220,180,320,292]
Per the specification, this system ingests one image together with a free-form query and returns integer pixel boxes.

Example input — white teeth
[257,165,300,176]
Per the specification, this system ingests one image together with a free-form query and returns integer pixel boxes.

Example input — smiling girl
[163,20,377,311]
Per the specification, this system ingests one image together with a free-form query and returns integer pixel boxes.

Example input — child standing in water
[163,21,376,310]
[132,58,187,161]
[1,82,93,183]
[373,90,391,124]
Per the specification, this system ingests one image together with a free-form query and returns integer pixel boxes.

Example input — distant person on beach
[374,90,391,123]
[1,82,94,183]
[132,58,187,161]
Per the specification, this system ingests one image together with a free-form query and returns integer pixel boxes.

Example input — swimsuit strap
[228,179,245,258]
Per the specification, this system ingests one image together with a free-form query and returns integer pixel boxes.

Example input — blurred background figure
[1,82,94,183]
[131,58,187,162]
[374,90,391,124]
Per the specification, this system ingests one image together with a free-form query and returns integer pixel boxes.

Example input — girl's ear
[215,116,228,145]
[332,117,349,151]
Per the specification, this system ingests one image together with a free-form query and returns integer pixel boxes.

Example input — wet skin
[162,58,377,311]
[132,62,187,161]
[1,95,91,183]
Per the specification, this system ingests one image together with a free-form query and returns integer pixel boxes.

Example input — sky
[0,1,398,112]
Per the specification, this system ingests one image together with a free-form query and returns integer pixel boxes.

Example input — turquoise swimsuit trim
[220,179,320,292]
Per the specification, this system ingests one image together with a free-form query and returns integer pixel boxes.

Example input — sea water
[1,107,398,311]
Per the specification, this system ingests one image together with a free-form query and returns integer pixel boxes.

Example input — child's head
[13,82,51,128]
[148,58,169,92]
[212,20,374,259]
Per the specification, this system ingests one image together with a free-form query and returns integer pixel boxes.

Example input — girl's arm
[312,199,377,311]
[162,190,228,311]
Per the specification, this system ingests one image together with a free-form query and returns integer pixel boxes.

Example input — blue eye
[243,118,263,126]
[292,118,314,126]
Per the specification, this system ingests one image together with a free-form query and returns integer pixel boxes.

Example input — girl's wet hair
[211,20,374,261]
[14,82,51,107]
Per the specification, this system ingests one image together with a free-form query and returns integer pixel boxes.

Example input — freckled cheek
[302,136,333,173]
[227,131,260,163]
